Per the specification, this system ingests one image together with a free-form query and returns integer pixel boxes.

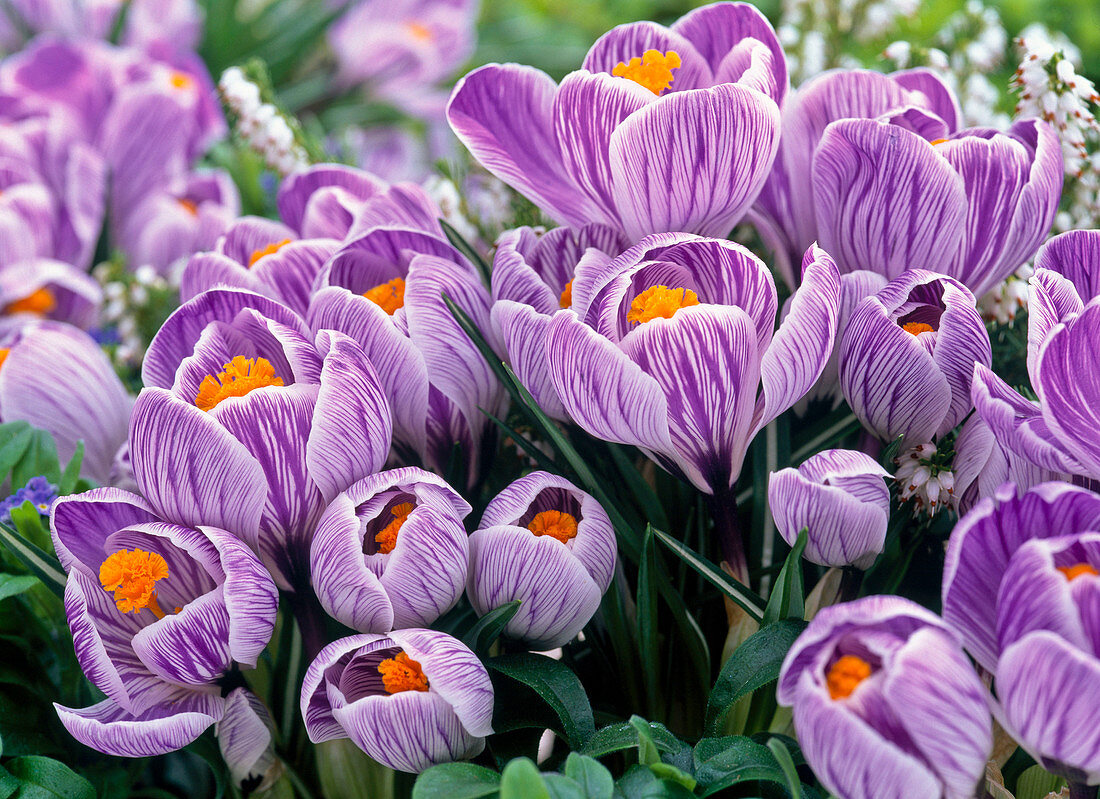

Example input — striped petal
[492,301,566,420]
[1035,229,1100,302]
[55,693,224,758]
[130,586,232,687]
[50,488,159,575]
[201,526,279,668]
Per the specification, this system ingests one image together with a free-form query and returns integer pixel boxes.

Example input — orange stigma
[195,356,284,411]
[378,651,430,694]
[405,21,432,41]
[929,138,948,146]
[178,198,199,216]
[826,655,872,700]
[99,549,170,617]
[559,280,574,309]
[527,510,579,544]
[1058,563,1099,581]
[375,502,415,555]
[248,239,292,267]
[627,285,700,326]
[363,277,406,315]
[5,287,56,316]
[901,322,935,336]
[0,348,8,371]
[169,71,194,90]
[612,49,681,95]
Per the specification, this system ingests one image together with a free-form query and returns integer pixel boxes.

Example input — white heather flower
[423,175,478,243]
[894,443,955,516]
[979,264,1032,325]
[218,69,311,176]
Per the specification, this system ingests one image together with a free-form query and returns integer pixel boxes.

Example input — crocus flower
[546,235,840,495]
[467,471,616,649]
[311,467,472,632]
[217,688,282,794]
[942,481,1100,673]
[447,2,784,242]
[50,487,279,757]
[130,288,393,590]
[994,533,1100,784]
[0,259,101,332]
[812,115,1062,297]
[1032,228,1100,302]
[749,68,960,288]
[777,596,992,799]
[307,225,506,481]
[0,321,131,484]
[490,223,629,420]
[301,629,494,773]
[768,449,890,569]
[839,269,991,444]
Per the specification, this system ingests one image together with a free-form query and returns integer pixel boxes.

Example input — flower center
[99,548,171,618]
[375,502,415,555]
[901,322,935,336]
[378,651,430,694]
[363,277,406,315]
[527,510,579,544]
[178,198,199,216]
[627,285,699,326]
[826,655,872,700]
[170,71,193,90]
[248,239,292,267]
[195,356,285,411]
[611,49,682,95]
[559,280,574,308]
[1058,563,1100,581]
[405,21,432,41]
[5,287,56,316]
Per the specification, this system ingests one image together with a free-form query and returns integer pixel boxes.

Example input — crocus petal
[219,217,298,266]
[379,506,469,629]
[1028,268,1084,376]
[250,239,340,316]
[277,164,385,238]
[300,634,391,743]
[492,300,567,420]
[217,689,275,789]
[50,487,159,574]
[130,586,232,687]
[890,68,961,132]
[1035,229,1100,302]
[55,693,224,758]
[180,253,270,304]
[927,277,992,436]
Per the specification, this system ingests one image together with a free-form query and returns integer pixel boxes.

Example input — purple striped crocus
[546,234,840,495]
[467,471,616,649]
[49,487,278,757]
[777,596,992,799]
[0,259,101,332]
[839,269,991,445]
[130,288,393,591]
[301,629,494,773]
[768,449,890,569]
[447,2,784,242]
[311,467,472,632]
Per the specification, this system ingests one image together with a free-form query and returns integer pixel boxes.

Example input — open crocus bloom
[311,467,472,632]
[777,596,992,799]
[812,115,1062,298]
[447,2,784,242]
[131,288,392,590]
[50,488,278,757]
[546,234,840,494]
[301,629,494,773]
[467,471,616,649]
[839,269,991,444]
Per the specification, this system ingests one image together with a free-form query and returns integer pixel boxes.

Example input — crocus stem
[287,589,328,662]
[709,488,748,583]
[839,567,864,602]
[1069,782,1098,799]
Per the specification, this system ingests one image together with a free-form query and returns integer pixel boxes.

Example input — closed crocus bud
[994,533,1100,784]
[768,449,890,569]
[217,689,284,795]
[311,467,472,632]
[301,629,494,774]
[840,269,991,444]
[467,471,617,649]
[777,596,992,799]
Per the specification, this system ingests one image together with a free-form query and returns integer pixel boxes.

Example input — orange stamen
[930,138,948,146]
[1058,563,1099,581]
[378,651,430,694]
[169,71,194,90]
[248,239,292,267]
[195,356,284,411]
[0,348,8,371]
[559,280,574,309]
[611,49,682,95]
[826,655,872,699]
[99,549,170,617]
[363,277,406,315]
[527,510,579,544]
[178,198,199,216]
[375,502,415,555]
[626,285,700,326]
[406,21,432,41]
[901,322,935,336]
[5,287,56,316]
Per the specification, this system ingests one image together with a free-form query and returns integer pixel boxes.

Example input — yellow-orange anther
[612,50,682,95]
[378,651,430,694]
[375,502,415,555]
[178,198,199,216]
[527,510,579,544]
[363,277,406,315]
[0,348,8,372]
[248,239,292,267]
[170,71,194,90]
[100,549,170,617]
[559,280,575,309]
[826,655,873,700]
[627,285,700,326]
[5,287,56,316]
[1058,563,1100,581]
[406,21,432,41]
[901,322,935,336]
[195,356,285,411]
[929,138,948,146]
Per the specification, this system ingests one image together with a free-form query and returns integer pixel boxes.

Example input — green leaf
[499,758,548,799]
[463,601,521,656]
[631,715,661,767]
[541,774,584,799]
[648,764,695,792]
[182,732,227,799]
[0,574,38,603]
[488,654,595,749]
[705,619,807,736]
[1014,765,1065,799]
[562,754,613,799]
[582,721,685,759]
[637,528,660,716]
[0,424,33,483]
[651,527,765,622]
[0,521,65,598]
[59,442,84,496]
[413,763,501,799]
[766,738,804,799]
[439,219,492,285]
[693,737,787,796]
[10,502,50,551]
[5,756,95,799]
[762,530,807,626]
